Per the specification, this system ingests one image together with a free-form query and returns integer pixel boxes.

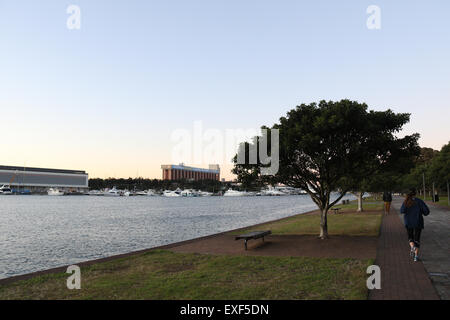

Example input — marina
[1,185,309,197]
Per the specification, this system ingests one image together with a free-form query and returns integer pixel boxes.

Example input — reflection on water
[0,194,354,279]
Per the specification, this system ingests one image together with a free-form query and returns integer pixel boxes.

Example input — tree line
[399,143,449,200]
[88,177,227,193]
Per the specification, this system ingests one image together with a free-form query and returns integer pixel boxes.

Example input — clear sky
[1,0,449,179]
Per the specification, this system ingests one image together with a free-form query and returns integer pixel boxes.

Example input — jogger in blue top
[400,189,430,262]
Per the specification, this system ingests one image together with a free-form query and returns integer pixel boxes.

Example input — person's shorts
[406,228,422,248]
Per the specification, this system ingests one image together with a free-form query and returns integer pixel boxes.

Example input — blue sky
[1,0,449,179]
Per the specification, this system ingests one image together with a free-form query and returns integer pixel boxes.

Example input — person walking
[383,191,393,215]
[400,189,430,262]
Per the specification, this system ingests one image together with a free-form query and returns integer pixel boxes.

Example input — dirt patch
[169,234,377,260]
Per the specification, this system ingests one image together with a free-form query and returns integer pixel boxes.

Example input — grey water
[0,194,355,280]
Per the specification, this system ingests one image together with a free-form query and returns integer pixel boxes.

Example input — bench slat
[235,230,271,240]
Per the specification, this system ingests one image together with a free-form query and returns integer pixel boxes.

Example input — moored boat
[103,187,121,197]
[47,188,64,196]
[0,185,13,195]
[135,189,158,196]
[162,189,181,197]
[223,189,247,197]
[181,189,199,197]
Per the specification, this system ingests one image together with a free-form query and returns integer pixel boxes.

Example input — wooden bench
[235,230,271,250]
[331,208,341,214]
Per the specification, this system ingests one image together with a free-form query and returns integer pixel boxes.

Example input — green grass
[0,250,373,300]
[332,200,384,211]
[416,196,450,208]
[360,196,381,201]
[434,198,450,207]
[230,211,382,237]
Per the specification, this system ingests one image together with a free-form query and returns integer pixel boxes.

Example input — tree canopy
[429,142,450,189]
[398,143,449,197]
[233,100,419,238]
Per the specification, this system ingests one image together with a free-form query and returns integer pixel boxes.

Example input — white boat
[0,185,13,195]
[181,189,199,197]
[103,187,121,197]
[271,185,308,195]
[162,190,181,197]
[136,189,158,196]
[47,188,64,196]
[223,189,247,197]
[174,188,183,195]
[261,186,286,196]
[198,190,213,197]
[146,189,157,196]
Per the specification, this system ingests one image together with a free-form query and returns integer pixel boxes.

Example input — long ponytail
[404,189,417,208]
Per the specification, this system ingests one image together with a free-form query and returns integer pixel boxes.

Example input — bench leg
[244,239,248,250]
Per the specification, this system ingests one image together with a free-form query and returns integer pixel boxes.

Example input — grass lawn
[0,250,373,300]
[332,200,384,211]
[433,198,450,208]
[231,210,382,237]
[417,196,450,208]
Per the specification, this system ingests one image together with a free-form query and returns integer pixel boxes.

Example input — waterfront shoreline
[0,208,321,285]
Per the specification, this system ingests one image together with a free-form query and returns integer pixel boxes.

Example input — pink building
[161,164,220,181]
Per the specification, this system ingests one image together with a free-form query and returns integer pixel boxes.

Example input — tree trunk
[319,209,329,239]
[447,180,449,206]
[432,182,435,202]
[357,192,364,212]
[423,172,426,201]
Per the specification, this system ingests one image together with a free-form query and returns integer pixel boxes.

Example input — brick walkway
[369,204,440,300]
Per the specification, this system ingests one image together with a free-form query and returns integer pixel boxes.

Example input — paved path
[404,199,449,300]
[369,198,440,300]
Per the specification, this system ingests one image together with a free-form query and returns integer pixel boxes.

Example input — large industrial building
[0,165,89,193]
[161,164,220,181]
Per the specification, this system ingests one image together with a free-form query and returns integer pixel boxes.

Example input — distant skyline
[1,1,449,179]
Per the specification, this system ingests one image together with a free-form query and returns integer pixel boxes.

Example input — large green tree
[233,100,419,239]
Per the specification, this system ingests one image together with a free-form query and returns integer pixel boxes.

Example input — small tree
[233,100,419,239]
[430,142,450,204]
[352,135,420,211]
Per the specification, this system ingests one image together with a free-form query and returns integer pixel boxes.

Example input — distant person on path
[383,191,392,215]
[400,189,430,262]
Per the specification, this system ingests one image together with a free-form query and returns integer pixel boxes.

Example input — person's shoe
[414,255,420,262]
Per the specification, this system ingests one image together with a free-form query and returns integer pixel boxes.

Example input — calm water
[0,194,354,279]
